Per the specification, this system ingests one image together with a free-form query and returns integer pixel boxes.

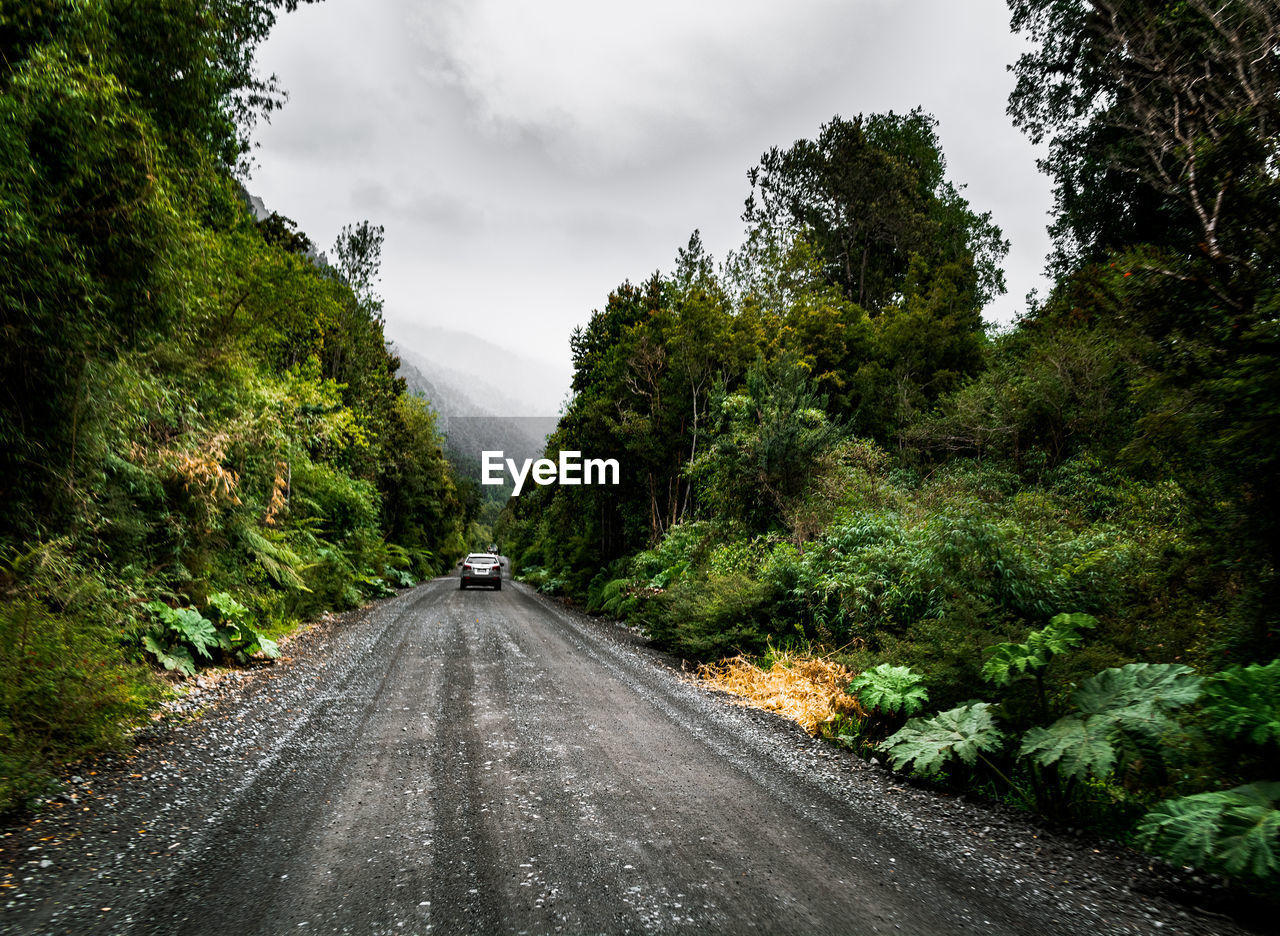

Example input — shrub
[142,592,280,675]
[1138,783,1280,882]
[590,577,639,618]
[1201,659,1280,747]
[1019,663,1201,782]
[1136,659,1280,888]
[881,616,1206,818]
[982,612,1097,687]
[142,602,218,675]
[204,592,280,662]
[384,567,417,588]
[884,702,1005,776]
[849,663,929,716]
[644,572,771,659]
[0,543,158,813]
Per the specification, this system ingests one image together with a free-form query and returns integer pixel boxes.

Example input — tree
[1009,0,1280,296]
[740,111,1006,442]
[744,109,1007,315]
[0,0,467,809]
[257,212,314,255]
[691,356,843,533]
[333,220,386,308]
[668,232,738,522]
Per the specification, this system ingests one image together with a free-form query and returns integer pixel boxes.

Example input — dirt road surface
[0,580,1259,935]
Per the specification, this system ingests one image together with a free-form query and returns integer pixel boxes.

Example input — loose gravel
[0,579,1265,935]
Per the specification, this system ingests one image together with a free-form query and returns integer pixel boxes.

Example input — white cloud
[409,0,863,170]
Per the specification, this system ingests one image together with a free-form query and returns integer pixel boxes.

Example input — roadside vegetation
[500,0,1280,893]
[0,2,467,812]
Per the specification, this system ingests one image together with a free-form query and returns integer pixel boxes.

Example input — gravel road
[0,579,1262,935]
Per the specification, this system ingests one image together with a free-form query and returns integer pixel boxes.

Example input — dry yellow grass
[133,433,241,505]
[696,652,864,735]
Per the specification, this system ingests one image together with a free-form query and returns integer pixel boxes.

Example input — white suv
[459,553,502,590]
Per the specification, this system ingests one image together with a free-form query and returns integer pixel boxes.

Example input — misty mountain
[384,322,570,419]
[390,335,562,487]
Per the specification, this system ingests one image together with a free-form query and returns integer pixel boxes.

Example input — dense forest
[0,1,468,811]
[499,0,1280,891]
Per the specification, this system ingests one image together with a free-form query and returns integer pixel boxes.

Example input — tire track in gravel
[421,614,504,935]
[131,583,437,934]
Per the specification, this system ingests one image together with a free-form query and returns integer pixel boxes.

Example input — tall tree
[334,220,386,309]
[1009,0,1280,298]
[743,109,1007,315]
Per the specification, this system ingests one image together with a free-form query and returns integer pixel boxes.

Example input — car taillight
[463,563,472,570]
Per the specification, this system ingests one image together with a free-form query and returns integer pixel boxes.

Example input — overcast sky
[249,0,1053,375]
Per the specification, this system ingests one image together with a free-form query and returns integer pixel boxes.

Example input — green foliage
[982,613,1097,687]
[1019,716,1119,783]
[237,527,311,592]
[1132,659,1280,885]
[0,542,158,811]
[1008,0,1279,277]
[690,356,844,532]
[143,592,282,674]
[1020,663,1202,781]
[906,324,1152,468]
[647,572,772,660]
[205,592,280,662]
[143,603,219,675]
[358,575,396,599]
[384,568,417,589]
[1201,659,1280,748]
[0,0,464,813]
[477,2,1280,900]
[1072,662,1202,726]
[587,577,640,618]
[745,109,1007,315]
[501,110,1008,579]
[333,221,385,305]
[883,702,1005,775]
[849,664,929,716]
[1138,782,1280,882]
[1008,0,1280,662]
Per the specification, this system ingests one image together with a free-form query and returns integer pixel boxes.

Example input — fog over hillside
[391,338,561,487]
[385,321,570,418]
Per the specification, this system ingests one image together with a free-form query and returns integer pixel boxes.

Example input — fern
[1202,659,1280,748]
[1138,782,1280,881]
[1020,663,1200,780]
[882,702,1004,775]
[850,663,929,715]
[359,573,396,598]
[982,612,1096,686]
[237,527,312,591]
